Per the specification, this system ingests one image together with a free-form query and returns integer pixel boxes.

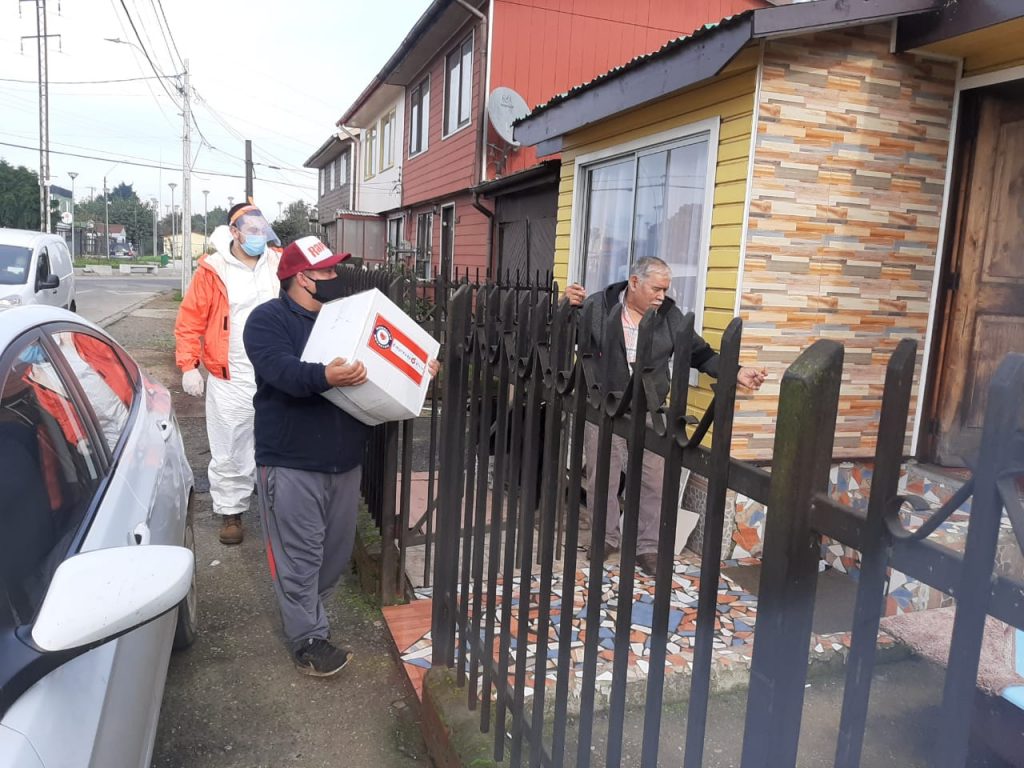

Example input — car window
[0,244,31,286]
[0,337,103,624]
[36,250,50,281]
[52,331,133,452]
[56,240,71,268]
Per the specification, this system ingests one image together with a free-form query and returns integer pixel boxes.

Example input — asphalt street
[75,274,180,326]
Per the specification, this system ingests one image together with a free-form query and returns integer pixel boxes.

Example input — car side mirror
[36,273,59,292]
[31,545,194,652]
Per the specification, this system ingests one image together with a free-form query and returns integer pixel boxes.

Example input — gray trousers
[255,464,361,651]
[583,422,665,556]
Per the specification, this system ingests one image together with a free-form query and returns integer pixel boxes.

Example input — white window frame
[387,215,405,263]
[439,202,456,279]
[568,117,720,335]
[364,125,378,179]
[442,31,474,139]
[415,211,434,280]
[380,109,396,171]
[336,153,348,187]
[409,75,430,157]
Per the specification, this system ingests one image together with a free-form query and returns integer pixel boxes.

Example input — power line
[0,74,171,84]
[152,0,184,70]
[106,0,178,131]
[114,0,182,106]
[142,0,177,72]
[0,139,316,191]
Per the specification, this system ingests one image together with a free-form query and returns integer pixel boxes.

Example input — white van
[0,228,76,312]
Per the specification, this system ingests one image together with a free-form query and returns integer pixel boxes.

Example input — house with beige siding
[514,0,1024,589]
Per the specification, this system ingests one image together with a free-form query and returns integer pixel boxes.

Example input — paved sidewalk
[103,293,429,768]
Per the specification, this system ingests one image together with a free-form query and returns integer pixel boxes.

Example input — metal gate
[426,281,1024,767]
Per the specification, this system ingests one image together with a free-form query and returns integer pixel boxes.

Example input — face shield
[229,205,280,248]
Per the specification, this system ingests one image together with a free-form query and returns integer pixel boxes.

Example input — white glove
[182,368,205,397]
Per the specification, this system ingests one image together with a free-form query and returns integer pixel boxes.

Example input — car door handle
[131,523,151,546]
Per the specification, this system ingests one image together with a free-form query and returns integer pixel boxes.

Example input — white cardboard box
[301,288,440,425]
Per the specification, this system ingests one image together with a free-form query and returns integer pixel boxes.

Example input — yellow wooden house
[514,0,1024,472]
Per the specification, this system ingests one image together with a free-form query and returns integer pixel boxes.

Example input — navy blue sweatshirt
[243,291,369,473]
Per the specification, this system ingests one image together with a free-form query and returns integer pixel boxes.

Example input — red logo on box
[367,313,427,385]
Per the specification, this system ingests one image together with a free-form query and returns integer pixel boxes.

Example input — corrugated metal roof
[518,11,753,123]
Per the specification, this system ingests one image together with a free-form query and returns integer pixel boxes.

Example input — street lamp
[68,172,78,260]
[227,196,234,210]
[168,182,177,259]
[202,189,209,252]
[168,182,178,293]
[150,197,158,261]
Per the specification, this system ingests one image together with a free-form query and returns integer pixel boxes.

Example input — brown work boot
[636,553,659,577]
[219,514,244,545]
[589,542,618,563]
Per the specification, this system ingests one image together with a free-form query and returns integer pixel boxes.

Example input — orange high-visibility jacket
[174,248,281,380]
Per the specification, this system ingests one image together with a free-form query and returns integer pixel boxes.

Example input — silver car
[0,305,196,768]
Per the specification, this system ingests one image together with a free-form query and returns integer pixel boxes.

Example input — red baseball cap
[277,236,350,280]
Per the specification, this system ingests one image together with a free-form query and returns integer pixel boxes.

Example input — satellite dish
[487,87,530,146]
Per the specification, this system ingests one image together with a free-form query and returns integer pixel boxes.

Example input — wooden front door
[931,88,1024,466]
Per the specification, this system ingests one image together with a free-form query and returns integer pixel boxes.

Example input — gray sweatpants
[583,422,665,556]
[255,464,361,651]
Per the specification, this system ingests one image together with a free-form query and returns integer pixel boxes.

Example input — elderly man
[565,256,765,576]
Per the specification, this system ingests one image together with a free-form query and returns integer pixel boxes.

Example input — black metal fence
[424,278,1024,767]
[335,263,553,603]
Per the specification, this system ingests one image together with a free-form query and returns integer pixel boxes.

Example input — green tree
[0,159,42,229]
[110,182,136,201]
[191,206,227,236]
[75,184,161,257]
[273,200,314,246]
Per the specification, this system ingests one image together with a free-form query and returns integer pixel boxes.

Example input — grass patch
[75,257,160,267]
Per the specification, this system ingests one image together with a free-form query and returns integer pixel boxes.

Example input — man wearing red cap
[244,236,417,675]
[175,201,280,545]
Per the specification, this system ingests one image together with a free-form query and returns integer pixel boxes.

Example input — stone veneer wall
[734,24,957,459]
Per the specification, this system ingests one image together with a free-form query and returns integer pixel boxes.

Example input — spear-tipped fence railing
[424,277,1023,768]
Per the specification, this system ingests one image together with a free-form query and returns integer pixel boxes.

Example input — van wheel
[69,301,77,313]
[173,496,198,650]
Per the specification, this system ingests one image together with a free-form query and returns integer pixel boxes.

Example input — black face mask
[302,273,346,303]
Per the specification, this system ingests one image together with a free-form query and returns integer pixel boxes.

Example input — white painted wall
[355,96,405,214]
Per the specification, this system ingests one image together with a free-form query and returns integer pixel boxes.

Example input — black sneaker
[293,638,352,677]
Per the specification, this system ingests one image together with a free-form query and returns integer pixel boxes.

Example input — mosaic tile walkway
[732,461,1020,615]
[386,553,899,703]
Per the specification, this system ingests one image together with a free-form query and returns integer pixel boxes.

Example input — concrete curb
[421,667,499,768]
[97,288,175,329]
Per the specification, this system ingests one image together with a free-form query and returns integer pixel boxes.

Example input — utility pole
[245,139,253,202]
[202,189,209,252]
[68,171,77,258]
[180,59,193,290]
[21,0,59,232]
[168,182,177,290]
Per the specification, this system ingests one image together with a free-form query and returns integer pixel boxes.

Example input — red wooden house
[329,0,767,279]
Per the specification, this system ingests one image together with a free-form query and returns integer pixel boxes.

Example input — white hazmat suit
[182,225,278,518]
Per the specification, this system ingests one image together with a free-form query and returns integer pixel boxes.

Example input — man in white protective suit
[174,201,281,544]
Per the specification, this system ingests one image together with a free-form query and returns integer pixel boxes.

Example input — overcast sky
[0,0,432,220]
